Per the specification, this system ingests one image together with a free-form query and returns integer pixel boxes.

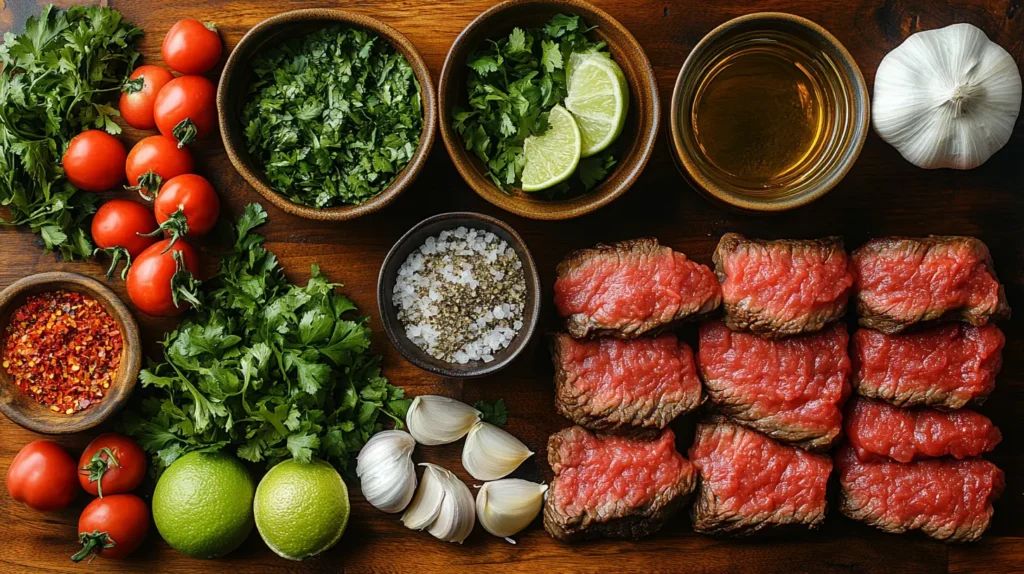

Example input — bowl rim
[438,0,660,221]
[377,211,542,378]
[0,272,141,435]
[669,11,870,212]
[217,8,438,221]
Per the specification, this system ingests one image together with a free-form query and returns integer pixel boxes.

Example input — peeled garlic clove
[356,430,417,513]
[407,395,481,445]
[476,479,548,539]
[401,463,476,544]
[462,421,534,481]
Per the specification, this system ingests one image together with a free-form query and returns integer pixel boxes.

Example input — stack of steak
[690,234,854,536]
[838,236,1008,542]
[545,238,719,541]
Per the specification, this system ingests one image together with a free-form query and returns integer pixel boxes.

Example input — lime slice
[521,105,582,192]
[564,52,629,157]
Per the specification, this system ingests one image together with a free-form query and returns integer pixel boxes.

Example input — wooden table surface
[1,0,1022,572]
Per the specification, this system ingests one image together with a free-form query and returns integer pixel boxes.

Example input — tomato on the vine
[126,239,200,317]
[7,441,79,512]
[72,495,150,562]
[125,135,194,199]
[78,433,147,498]
[153,174,221,245]
[62,130,127,191]
[92,200,159,260]
[119,65,175,130]
[161,19,222,75]
[153,76,217,147]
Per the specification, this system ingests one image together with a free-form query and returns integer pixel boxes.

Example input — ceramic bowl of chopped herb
[439,0,660,220]
[378,213,541,378]
[218,9,436,221]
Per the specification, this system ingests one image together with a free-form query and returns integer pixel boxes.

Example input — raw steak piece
[845,397,1001,463]
[836,445,1004,543]
[551,333,702,432]
[851,236,1010,334]
[554,238,721,339]
[689,420,832,536]
[697,321,850,451]
[851,324,1004,409]
[713,233,854,338]
[544,426,696,542]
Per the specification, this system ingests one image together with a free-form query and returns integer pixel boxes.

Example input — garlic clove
[407,395,481,445]
[462,421,534,481]
[356,430,418,513]
[476,479,548,539]
[401,463,476,544]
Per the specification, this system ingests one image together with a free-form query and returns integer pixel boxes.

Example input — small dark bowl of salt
[378,212,541,378]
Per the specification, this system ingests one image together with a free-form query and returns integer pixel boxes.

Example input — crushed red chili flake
[2,290,122,415]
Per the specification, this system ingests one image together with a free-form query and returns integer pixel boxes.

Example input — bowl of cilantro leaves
[439,0,659,220]
[218,9,436,221]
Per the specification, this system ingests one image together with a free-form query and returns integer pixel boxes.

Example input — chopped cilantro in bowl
[240,25,424,208]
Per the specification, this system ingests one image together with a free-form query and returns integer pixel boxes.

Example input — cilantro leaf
[474,399,509,427]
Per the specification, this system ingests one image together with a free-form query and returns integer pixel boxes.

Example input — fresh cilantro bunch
[122,204,411,475]
[452,14,616,195]
[0,6,141,259]
[241,26,423,208]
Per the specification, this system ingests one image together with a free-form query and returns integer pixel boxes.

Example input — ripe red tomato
[7,441,79,512]
[162,19,222,75]
[154,174,221,242]
[126,239,200,317]
[92,200,159,259]
[119,65,175,129]
[72,495,150,562]
[126,135,194,199]
[62,130,127,191]
[78,433,147,498]
[153,76,217,147]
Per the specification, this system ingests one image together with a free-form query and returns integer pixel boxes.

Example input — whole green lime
[254,458,350,561]
[152,452,255,559]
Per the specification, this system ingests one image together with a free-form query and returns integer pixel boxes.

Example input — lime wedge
[564,52,629,157]
[521,105,581,192]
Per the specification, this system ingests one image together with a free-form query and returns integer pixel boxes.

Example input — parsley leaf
[0,6,141,260]
[121,203,411,476]
[241,26,424,208]
[474,399,509,427]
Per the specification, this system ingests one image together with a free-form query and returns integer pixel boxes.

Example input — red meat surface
[851,236,1010,334]
[554,238,721,339]
[689,420,832,535]
[551,334,702,432]
[845,397,1001,463]
[851,324,1004,409]
[544,426,696,541]
[836,445,1004,543]
[713,233,854,337]
[697,321,850,451]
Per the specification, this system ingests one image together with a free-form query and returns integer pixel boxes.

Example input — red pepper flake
[2,290,122,415]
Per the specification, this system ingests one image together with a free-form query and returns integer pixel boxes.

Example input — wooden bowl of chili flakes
[0,272,141,435]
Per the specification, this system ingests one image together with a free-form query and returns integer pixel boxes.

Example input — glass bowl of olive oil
[670,13,869,212]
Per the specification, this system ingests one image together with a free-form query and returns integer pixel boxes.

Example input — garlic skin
[873,23,1021,170]
[401,463,476,544]
[356,430,418,513]
[476,479,548,539]
[407,395,481,445]
[462,421,534,481]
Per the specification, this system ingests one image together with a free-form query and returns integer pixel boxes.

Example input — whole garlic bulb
[356,430,418,513]
[873,23,1022,170]
[476,479,548,540]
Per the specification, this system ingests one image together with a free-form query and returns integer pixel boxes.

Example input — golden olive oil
[688,31,845,195]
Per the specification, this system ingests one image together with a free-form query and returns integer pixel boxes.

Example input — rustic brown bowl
[0,273,141,435]
[439,0,659,220]
[217,9,437,221]
[378,213,541,378]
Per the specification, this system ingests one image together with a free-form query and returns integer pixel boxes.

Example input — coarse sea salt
[393,227,527,364]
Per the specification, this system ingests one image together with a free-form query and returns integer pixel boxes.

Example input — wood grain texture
[0,0,1022,572]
